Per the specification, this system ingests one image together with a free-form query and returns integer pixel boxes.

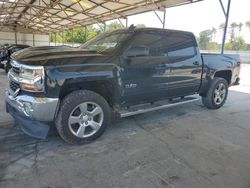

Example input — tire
[202,77,228,109]
[55,90,111,145]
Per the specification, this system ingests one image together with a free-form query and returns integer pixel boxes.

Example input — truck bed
[201,53,241,86]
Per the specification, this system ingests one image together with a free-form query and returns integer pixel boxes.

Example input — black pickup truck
[0,44,30,73]
[5,27,241,144]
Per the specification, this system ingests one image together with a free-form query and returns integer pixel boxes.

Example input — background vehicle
[0,44,30,73]
[0,44,10,69]
[5,27,241,144]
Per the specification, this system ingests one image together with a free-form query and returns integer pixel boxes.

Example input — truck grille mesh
[9,80,20,92]
[12,66,20,74]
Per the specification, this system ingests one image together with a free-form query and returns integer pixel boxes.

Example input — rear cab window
[161,31,197,58]
[126,30,197,58]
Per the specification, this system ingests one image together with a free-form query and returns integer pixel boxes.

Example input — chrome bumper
[5,91,59,122]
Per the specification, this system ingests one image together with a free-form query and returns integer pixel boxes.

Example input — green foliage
[198,30,213,50]
[51,20,250,51]
[219,23,225,30]
[106,21,123,31]
[207,42,220,51]
[136,24,146,28]
[198,21,250,51]
[246,21,250,31]
[51,25,101,44]
[51,21,148,45]
[225,37,245,50]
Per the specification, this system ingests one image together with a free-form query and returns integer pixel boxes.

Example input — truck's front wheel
[55,90,111,144]
[202,77,228,109]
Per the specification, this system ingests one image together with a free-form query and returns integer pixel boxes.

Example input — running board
[119,97,199,118]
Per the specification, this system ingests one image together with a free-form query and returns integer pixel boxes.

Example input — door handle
[193,61,199,66]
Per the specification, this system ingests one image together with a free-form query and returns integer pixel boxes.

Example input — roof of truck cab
[135,27,194,34]
[106,27,195,36]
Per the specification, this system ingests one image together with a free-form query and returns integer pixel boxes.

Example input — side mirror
[124,46,149,58]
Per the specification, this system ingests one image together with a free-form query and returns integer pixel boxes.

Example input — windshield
[80,32,129,53]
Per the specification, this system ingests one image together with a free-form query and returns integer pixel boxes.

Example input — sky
[123,0,250,43]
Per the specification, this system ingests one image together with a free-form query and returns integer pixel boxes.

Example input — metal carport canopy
[0,0,203,34]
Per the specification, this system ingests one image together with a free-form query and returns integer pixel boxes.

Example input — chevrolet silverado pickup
[5,27,241,144]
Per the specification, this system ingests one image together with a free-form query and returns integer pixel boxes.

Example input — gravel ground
[0,64,250,188]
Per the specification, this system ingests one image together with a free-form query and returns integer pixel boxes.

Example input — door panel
[168,55,202,92]
[161,32,202,96]
[120,31,170,105]
[121,55,170,105]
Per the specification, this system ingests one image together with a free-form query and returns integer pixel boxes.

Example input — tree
[51,25,102,44]
[106,21,123,31]
[219,23,225,31]
[238,22,243,36]
[230,22,238,42]
[136,24,146,28]
[226,37,246,51]
[246,21,250,31]
[198,30,212,50]
[211,27,217,42]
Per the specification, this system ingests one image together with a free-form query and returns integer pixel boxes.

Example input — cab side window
[162,32,196,57]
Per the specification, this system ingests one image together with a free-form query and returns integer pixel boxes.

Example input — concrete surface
[0,65,250,188]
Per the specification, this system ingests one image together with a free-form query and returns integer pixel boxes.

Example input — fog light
[20,83,43,92]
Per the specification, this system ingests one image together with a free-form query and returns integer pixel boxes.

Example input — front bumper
[5,91,59,139]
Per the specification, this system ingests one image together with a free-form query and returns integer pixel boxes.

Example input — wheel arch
[199,69,231,97]
[59,79,116,108]
[213,70,232,85]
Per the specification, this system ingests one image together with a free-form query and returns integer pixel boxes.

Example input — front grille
[12,66,20,75]
[9,80,20,92]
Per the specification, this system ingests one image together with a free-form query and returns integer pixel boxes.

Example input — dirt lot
[0,64,250,188]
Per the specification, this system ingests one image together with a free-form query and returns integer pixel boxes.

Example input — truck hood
[11,46,107,66]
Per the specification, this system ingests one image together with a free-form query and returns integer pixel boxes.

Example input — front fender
[45,63,123,99]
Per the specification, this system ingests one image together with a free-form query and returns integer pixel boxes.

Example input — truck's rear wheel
[55,90,111,145]
[202,77,228,109]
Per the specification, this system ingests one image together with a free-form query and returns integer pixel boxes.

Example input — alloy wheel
[213,83,226,105]
[68,102,104,138]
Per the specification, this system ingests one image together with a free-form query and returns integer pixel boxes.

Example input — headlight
[20,66,44,79]
[19,65,45,92]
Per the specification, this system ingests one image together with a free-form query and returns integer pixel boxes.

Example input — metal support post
[118,18,125,28]
[103,22,106,32]
[14,31,17,44]
[163,9,166,29]
[71,29,74,47]
[62,32,64,45]
[153,9,166,29]
[84,26,87,42]
[97,23,104,32]
[49,33,51,46]
[33,33,35,46]
[220,0,231,54]
[55,33,56,46]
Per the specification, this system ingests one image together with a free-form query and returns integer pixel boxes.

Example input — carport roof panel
[0,0,203,34]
